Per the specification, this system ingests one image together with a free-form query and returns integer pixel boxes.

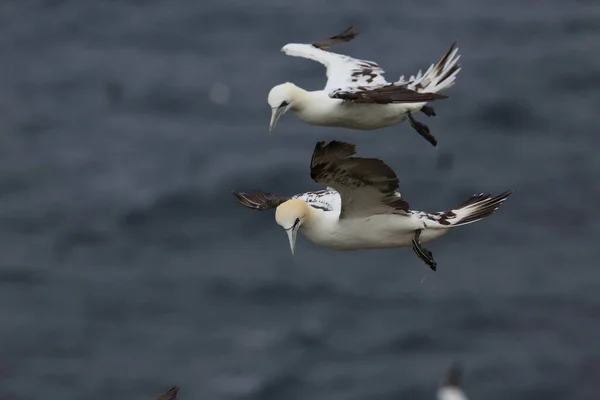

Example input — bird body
[280,85,424,130]
[234,141,512,270]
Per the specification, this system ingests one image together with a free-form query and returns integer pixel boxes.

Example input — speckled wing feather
[156,386,178,400]
[309,140,410,218]
[330,84,448,104]
[281,43,390,91]
[232,189,338,212]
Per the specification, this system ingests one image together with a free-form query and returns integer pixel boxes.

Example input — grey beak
[285,225,298,256]
[269,106,286,133]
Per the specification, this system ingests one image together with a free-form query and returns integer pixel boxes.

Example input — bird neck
[288,85,309,112]
[299,202,323,231]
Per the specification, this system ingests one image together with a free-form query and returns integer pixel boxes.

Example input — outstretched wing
[281,27,450,104]
[282,42,389,92]
[309,141,410,219]
[232,189,337,212]
[232,190,290,210]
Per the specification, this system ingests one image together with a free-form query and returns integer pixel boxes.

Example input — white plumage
[233,141,512,270]
[267,26,461,147]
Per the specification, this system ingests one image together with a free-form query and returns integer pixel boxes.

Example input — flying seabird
[267,26,461,147]
[438,363,468,400]
[232,141,511,270]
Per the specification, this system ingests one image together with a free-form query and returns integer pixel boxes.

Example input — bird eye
[294,217,300,225]
[279,101,289,108]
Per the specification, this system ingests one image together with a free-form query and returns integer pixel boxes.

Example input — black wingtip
[232,190,290,211]
[312,25,359,50]
[156,386,179,400]
[443,363,463,388]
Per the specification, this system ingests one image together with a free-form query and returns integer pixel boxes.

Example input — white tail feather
[401,43,462,94]
[422,191,512,229]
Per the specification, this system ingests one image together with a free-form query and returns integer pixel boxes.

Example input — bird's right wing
[232,190,291,211]
[309,141,410,219]
[282,42,390,92]
[280,26,391,92]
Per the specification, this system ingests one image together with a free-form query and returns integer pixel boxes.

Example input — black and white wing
[232,189,338,213]
[309,140,410,219]
[281,27,449,104]
[396,41,462,94]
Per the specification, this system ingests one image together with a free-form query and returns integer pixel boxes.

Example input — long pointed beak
[285,226,298,256]
[269,107,285,133]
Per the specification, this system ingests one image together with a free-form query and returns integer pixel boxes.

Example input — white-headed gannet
[267,26,461,147]
[233,141,512,270]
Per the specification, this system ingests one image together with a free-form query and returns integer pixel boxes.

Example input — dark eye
[279,101,289,108]
[294,218,300,225]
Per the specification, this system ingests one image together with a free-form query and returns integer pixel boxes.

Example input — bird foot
[420,105,436,117]
[412,229,437,271]
[408,112,438,147]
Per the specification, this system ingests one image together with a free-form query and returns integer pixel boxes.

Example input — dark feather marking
[156,386,179,400]
[442,363,463,388]
[312,25,358,50]
[232,190,290,211]
[331,84,448,104]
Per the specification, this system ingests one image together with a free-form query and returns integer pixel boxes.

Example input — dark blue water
[1,1,599,399]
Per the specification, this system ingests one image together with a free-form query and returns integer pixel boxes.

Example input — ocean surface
[1,1,599,399]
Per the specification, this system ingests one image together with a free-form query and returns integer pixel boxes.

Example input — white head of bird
[267,82,304,133]
[275,199,311,256]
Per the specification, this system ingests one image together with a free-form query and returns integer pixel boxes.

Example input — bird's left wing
[232,189,336,212]
[309,140,410,219]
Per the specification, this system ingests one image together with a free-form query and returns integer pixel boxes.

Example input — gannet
[438,363,468,400]
[233,141,512,270]
[267,26,462,147]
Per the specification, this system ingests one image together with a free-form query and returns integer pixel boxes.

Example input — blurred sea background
[1,0,599,399]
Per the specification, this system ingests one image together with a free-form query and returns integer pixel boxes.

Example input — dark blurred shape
[475,98,536,131]
[436,151,455,171]
[156,386,178,400]
[312,25,358,50]
[105,80,124,107]
[443,362,463,388]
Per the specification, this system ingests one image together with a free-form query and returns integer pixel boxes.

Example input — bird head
[267,82,298,133]
[275,199,310,256]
